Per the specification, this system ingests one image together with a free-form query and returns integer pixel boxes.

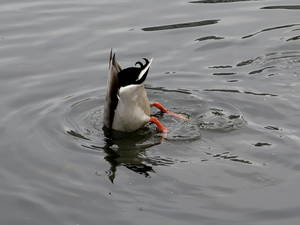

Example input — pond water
[1,0,300,224]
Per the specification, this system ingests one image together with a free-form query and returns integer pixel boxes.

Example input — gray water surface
[1,0,300,224]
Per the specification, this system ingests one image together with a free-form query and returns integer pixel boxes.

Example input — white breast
[112,84,150,132]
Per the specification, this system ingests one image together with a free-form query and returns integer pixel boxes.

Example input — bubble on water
[197,106,246,131]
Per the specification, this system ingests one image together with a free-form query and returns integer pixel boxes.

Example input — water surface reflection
[261,5,300,10]
[190,0,258,3]
[142,20,219,31]
[1,0,300,224]
[100,129,162,182]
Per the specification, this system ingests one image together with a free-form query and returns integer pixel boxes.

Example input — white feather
[137,58,153,81]
[112,84,151,132]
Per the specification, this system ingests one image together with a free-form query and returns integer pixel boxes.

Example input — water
[1,0,300,224]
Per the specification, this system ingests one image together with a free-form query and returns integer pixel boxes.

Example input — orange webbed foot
[150,102,188,121]
[149,117,168,133]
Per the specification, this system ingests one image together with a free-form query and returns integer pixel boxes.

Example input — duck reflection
[101,127,169,182]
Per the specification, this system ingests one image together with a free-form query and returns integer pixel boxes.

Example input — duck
[103,50,187,133]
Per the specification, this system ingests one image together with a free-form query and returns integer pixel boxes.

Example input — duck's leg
[149,117,168,133]
[150,102,188,120]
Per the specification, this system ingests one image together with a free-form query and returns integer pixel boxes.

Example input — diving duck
[103,50,187,133]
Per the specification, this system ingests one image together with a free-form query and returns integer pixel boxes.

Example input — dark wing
[103,50,122,129]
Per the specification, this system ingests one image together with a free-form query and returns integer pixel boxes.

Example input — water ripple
[242,24,300,39]
[196,36,224,42]
[261,5,300,10]
[205,89,278,97]
[287,35,300,41]
[142,19,219,31]
[190,0,258,3]
[1,0,300,224]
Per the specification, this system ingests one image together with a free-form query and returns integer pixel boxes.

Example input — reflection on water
[261,5,300,10]
[213,72,236,75]
[205,152,252,164]
[196,36,224,42]
[190,0,257,3]
[264,126,279,131]
[197,106,245,131]
[205,89,278,96]
[142,19,219,31]
[248,66,274,75]
[67,130,91,140]
[209,65,233,68]
[68,119,169,182]
[287,35,300,41]
[242,24,300,39]
[237,58,260,67]
[64,89,201,181]
[1,0,300,224]
[254,142,271,147]
[100,129,162,182]
[64,87,248,181]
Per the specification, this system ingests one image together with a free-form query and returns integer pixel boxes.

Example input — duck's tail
[103,49,122,129]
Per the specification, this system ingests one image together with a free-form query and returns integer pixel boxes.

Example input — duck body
[103,50,189,133]
[103,50,152,132]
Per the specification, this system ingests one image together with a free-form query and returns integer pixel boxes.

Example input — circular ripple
[63,88,246,149]
[64,88,203,146]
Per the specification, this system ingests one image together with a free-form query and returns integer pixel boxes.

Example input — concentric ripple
[2,0,300,224]
[64,88,203,147]
[63,87,246,150]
